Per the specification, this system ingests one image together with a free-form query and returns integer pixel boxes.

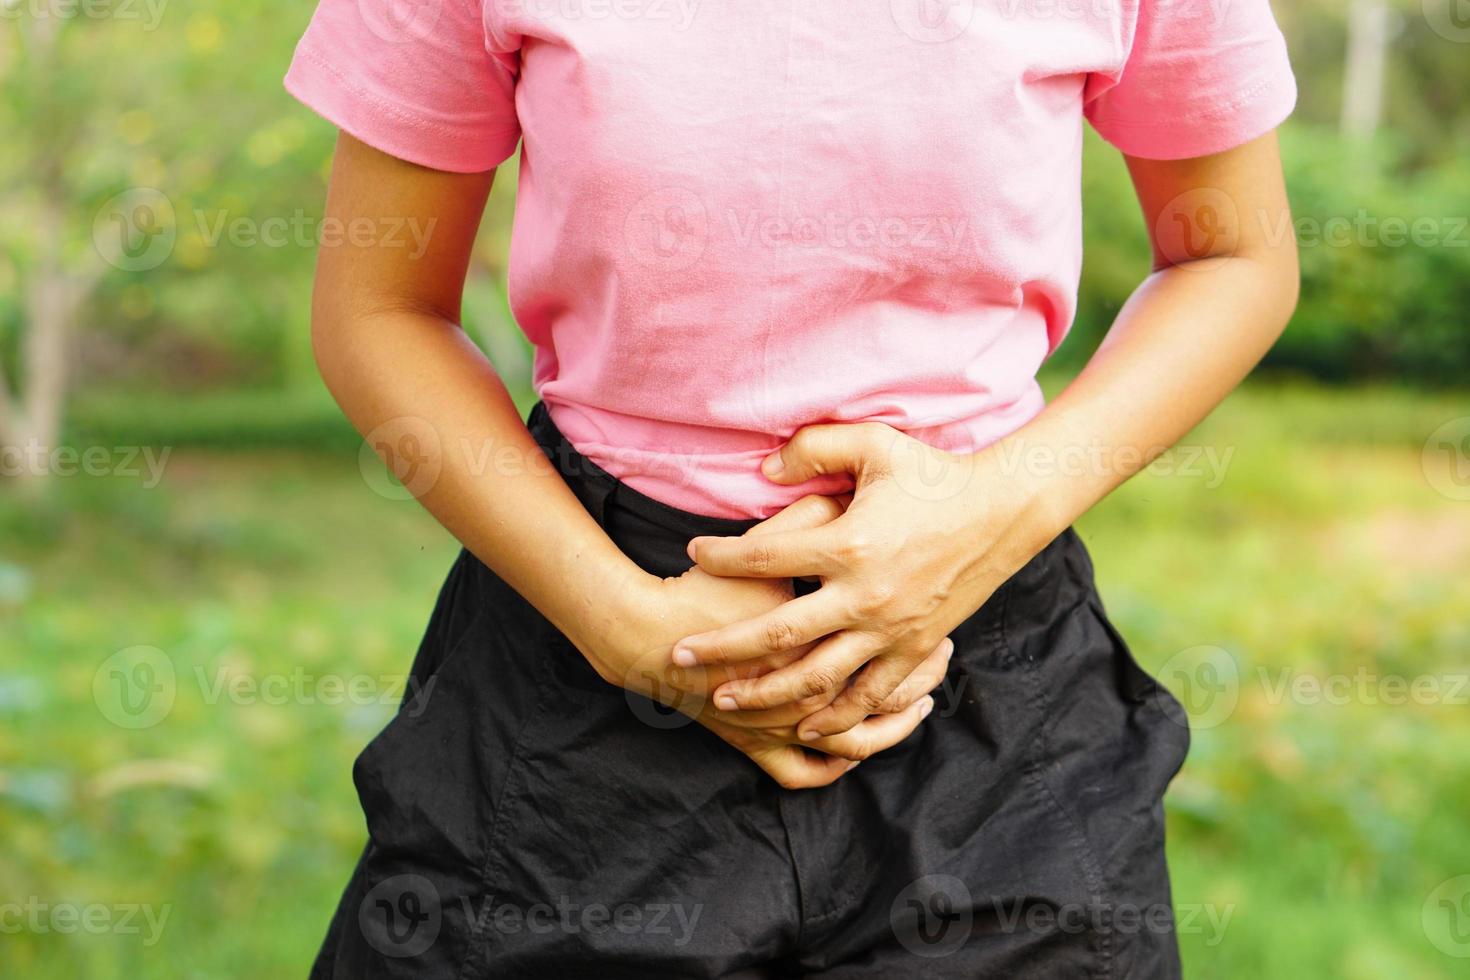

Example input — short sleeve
[284,0,520,173]
[1084,0,1297,161]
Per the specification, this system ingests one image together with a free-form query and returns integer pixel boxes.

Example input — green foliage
[1071,125,1470,382]
[2,381,1467,976]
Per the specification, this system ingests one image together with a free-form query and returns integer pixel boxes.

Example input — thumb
[762,423,893,485]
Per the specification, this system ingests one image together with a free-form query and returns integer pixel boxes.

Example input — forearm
[999,250,1299,547]
[312,308,646,655]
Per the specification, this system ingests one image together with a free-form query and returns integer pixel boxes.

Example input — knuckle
[796,668,840,700]
[838,533,873,565]
[743,543,776,574]
[762,619,799,652]
[852,687,887,713]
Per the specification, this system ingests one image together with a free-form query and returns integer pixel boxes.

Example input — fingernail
[672,646,697,667]
[686,539,699,562]
[714,694,739,711]
[799,728,819,742]
[761,453,784,477]
[919,696,935,719]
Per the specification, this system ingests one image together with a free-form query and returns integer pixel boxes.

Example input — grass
[1,378,1467,977]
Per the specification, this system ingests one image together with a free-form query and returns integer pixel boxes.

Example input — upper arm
[1124,131,1297,275]
[312,132,496,329]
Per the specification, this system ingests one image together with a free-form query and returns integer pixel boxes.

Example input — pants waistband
[527,403,761,570]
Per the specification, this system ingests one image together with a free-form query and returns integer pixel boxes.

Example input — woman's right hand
[582,494,953,789]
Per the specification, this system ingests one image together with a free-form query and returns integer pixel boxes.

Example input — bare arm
[1021,132,1300,532]
[310,132,643,656]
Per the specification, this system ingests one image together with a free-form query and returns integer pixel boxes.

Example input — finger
[672,589,849,668]
[811,695,935,762]
[747,493,843,536]
[708,632,872,711]
[874,637,954,713]
[687,525,845,579]
[761,423,894,485]
[799,650,932,739]
[751,745,857,791]
[706,688,839,730]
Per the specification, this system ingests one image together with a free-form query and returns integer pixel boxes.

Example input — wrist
[963,439,1075,570]
[552,549,659,670]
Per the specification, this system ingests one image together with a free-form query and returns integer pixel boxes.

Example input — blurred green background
[2,1,1469,977]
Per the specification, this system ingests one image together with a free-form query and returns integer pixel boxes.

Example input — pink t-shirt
[286,0,1296,518]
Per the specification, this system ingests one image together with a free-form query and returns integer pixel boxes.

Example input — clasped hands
[589,421,1054,789]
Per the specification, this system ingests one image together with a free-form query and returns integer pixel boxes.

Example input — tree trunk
[1341,0,1389,141]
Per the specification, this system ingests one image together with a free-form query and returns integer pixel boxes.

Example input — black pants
[309,403,1190,979]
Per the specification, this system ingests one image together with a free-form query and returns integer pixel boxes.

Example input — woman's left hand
[672,422,1060,740]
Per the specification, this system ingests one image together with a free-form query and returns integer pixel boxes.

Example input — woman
[285,0,1299,976]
